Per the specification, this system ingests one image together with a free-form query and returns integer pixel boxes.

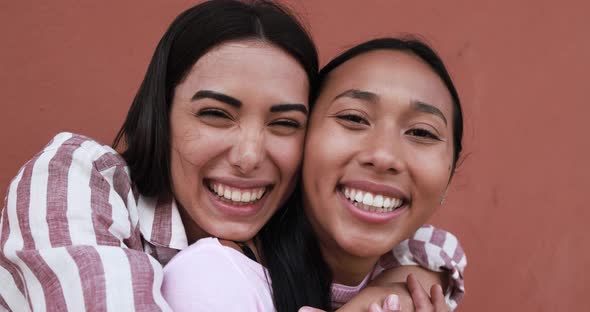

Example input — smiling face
[303,50,454,260]
[169,40,309,243]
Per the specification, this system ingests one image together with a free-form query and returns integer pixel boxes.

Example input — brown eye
[270,119,302,129]
[269,119,303,136]
[196,108,232,120]
[336,114,369,125]
[406,128,440,140]
[195,108,234,127]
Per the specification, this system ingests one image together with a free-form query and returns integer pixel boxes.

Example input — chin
[208,222,259,242]
[338,236,393,259]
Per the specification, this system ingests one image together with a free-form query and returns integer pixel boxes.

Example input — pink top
[163,238,274,311]
[0,133,466,311]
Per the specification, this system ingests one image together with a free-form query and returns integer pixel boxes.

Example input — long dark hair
[113,0,318,198]
[112,0,328,310]
[258,184,333,310]
[315,37,464,169]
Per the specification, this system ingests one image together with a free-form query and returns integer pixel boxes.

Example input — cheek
[408,147,453,198]
[169,123,227,192]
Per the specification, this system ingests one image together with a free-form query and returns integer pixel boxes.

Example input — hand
[298,294,401,312]
[407,274,448,312]
[367,294,401,312]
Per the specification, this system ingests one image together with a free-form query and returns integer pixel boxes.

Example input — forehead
[176,40,309,101]
[321,50,453,113]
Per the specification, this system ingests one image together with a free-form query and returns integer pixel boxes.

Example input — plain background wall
[1,1,589,310]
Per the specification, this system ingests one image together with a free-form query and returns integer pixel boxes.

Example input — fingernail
[298,308,312,312]
[369,302,383,312]
[385,294,401,311]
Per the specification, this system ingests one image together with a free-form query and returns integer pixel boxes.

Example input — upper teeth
[210,182,266,203]
[343,187,403,210]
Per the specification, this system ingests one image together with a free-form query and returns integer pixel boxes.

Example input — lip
[339,180,409,200]
[205,177,274,190]
[203,178,273,218]
[336,188,408,224]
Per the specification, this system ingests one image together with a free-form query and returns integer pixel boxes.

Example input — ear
[439,189,448,205]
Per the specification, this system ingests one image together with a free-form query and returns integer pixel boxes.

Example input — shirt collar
[137,194,188,250]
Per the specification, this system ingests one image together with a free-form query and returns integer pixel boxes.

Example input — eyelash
[197,109,301,129]
[336,113,369,125]
[271,119,302,129]
[197,108,232,119]
[407,128,440,140]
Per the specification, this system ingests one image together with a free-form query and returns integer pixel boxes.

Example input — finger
[429,284,448,312]
[406,273,433,311]
[298,307,326,312]
[369,302,384,312]
[382,294,401,312]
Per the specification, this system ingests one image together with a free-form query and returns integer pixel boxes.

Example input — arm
[302,275,447,312]
[0,133,170,311]
[337,225,466,312]
[378,225,466,310]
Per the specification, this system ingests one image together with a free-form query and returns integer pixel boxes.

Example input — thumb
[382,294,401,312]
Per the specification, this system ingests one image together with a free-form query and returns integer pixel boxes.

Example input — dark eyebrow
[192,90,241,108]
[410,100,447,125]
[270,103,308,115]
[333,89,378,104]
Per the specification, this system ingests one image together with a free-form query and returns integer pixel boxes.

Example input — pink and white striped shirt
[0,133,466,311]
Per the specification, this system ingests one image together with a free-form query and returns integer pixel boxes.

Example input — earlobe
[439,191,447,205]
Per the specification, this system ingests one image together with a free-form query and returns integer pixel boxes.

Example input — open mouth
[340,185,406,213]
[206,180,270,205]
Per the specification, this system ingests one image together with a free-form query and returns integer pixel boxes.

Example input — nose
[357,128,406,174]
[228,126,265,175]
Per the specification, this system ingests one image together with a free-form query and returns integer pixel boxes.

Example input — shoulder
[164,238,259,270]
[162,238,274,311]
[40,132,127,171]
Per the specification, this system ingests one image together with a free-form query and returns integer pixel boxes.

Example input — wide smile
[204,179,274,217]
[337,183,409,223]
[341,186,405,213]
[208,181,268,204]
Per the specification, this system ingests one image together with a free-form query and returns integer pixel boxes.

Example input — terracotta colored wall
[1,1,588,311]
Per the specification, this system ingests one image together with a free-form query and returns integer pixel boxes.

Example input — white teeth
[241,192,251,202]
[362,193,373,205]
[383,197,391,208]
[231,191,241,202]
[374,195,383,207]
[223,189,232,200]
[342,186,404,212]
[354,191,364,203]
[209,182,267,203]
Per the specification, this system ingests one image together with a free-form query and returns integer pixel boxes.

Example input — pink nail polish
[385,294,401,311]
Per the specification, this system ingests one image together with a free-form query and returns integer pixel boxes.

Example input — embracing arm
[333,274,447,312]
[0,133,170,311]
[336,225,466,312]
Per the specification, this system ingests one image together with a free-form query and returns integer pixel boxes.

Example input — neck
[178,206,209,244]
[315,228,380,286]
